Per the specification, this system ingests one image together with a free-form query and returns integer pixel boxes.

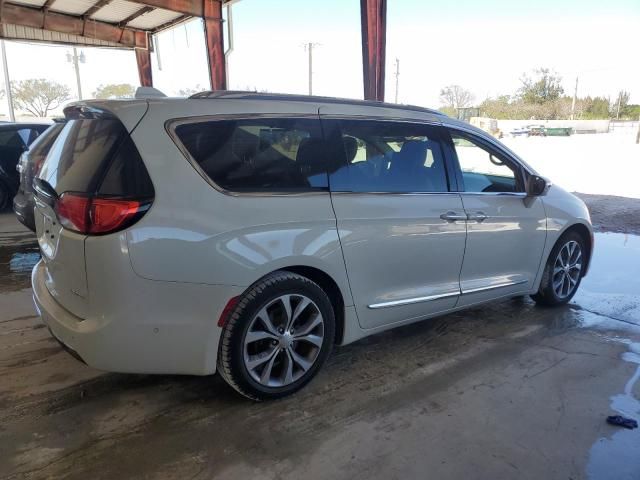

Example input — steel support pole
[203,0,226,90]
[360,0,387,101]
[72,47,83,100]
[135,34,153,87]
[1,40,15,121]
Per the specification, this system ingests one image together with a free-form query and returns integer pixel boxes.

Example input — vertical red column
[135,32,153,87]
[360,0,387,101]
[203,0,226,90]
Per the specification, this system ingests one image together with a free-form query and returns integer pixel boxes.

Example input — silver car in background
[31,92,593,400]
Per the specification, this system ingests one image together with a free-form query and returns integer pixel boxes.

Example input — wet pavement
[0,212,638,480]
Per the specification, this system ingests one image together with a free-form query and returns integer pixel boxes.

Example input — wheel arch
[561,222,593,276]
[276,265,346,345]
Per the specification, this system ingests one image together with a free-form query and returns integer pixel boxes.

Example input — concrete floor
[1,210,639,480]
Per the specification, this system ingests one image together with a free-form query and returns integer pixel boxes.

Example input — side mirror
[526,175,550,196]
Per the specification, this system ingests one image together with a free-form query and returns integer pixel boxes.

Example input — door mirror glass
[526,175,549,196]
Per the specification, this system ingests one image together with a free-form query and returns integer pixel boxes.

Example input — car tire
[217,271,335,401]
[532,231,585,306]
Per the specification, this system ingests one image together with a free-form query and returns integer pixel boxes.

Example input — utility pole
[304,42,320,95]
[66,48,85,100]
[308,42,313,95]
[570,76,578,120]
[616,92,621,120]
[0,40,15,122]
[394,58,400,103]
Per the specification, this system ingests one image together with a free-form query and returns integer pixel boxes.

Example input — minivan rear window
[38,118,153,198]
[173,118,328,192]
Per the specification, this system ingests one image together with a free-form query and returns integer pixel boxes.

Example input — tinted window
[0,129,27,148]
[451,134,523,193]
[39,119,127,194]
[38,119,152,198]
[174,118,328,192]
[330,120,449,193]
[98,136,154,197]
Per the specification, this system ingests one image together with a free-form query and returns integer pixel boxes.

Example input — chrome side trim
[461,279,528,295]
[368,290,460,309]
[331,191,461,197]
[459,192,526,197]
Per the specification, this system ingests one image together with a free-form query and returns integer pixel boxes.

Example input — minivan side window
[450,133,523,193]
[173,118,328,192]
[330,120,449,193]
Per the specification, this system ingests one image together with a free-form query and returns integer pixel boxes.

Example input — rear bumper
[32,260,243,375]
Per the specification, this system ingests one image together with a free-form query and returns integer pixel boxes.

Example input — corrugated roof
[126,8,182,29]
[89,0,142,23]
[0,0,233,47]
[7,0,47,7]
[49,0,97,15]
[2,23,122,47]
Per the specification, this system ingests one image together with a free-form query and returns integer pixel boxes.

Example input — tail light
[55,193,151,235]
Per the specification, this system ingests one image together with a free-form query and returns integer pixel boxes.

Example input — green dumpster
[544,127,572,136]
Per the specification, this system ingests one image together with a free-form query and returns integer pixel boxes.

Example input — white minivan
[32,92,593,400]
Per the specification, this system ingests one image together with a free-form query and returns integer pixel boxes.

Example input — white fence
[497,119,610,134]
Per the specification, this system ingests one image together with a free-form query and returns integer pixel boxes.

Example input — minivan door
[321,115,467,330]
[446,130,546,307]
[34,106,148,319]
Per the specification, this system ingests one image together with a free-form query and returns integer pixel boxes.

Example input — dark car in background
[13,120,65,231]
[0,122,50,210]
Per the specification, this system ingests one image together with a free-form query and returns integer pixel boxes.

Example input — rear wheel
[532,231,585,306]
[217,271,335,400]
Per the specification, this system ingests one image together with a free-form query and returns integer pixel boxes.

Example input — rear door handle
[467,211,488,222]
[440,211,467,222]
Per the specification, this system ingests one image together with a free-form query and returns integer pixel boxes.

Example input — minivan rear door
[34,104,147,318]
[320,111,467,330]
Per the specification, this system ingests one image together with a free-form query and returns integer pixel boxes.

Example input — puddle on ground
[586,340,640,480]
[0,232,40,292]
[572,232,640,328]
[573,233,640,480]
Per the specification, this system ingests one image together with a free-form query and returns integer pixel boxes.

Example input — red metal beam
[135,32,153,86]
[0,2,145,48]
[360,0,386,101]
[126,0,221,18]
[203,0,226,90]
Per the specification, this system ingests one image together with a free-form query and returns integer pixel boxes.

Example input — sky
[1,0,639,118]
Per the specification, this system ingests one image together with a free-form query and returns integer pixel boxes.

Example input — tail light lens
[55,193,151,235]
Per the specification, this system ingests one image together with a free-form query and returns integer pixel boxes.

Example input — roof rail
[188,90,445,117]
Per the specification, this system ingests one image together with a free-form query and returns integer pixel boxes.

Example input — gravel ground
[574,192,640,235]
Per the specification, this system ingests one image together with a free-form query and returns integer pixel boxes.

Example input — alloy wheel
[552,240,582,299]
[243,294,324,387]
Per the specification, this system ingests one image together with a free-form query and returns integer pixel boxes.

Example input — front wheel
[532,232,585,306]
[217,271,335,401]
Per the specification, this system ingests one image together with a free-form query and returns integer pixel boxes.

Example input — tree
[12,79,71,117]
[439,85,474,109]
[93,83,135,99]
[518,68,564,104]
[613,90,630,118]
[177,84,206,96]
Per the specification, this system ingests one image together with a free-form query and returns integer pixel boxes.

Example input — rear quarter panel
[125,99,354,306]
